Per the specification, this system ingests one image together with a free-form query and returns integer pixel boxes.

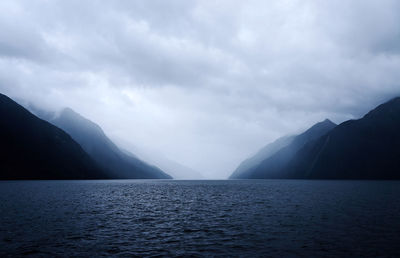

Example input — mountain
[231,119,337,179]
[37,107,171,179]
[110,136,204,179]
[118,145,205,179]
[141,155,204,180]
[230,135,295,179]
[282,97,400,179]
[0,93,108,179]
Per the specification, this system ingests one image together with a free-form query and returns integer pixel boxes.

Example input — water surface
[1,180,399,257]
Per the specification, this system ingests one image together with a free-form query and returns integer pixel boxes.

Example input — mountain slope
[284,97,400,179]
[46,108,171,179]
[110,137,205,179]
[120,146,204,179]
[233,119,336,179]
[230,135,295,179]
[0,93,108,179]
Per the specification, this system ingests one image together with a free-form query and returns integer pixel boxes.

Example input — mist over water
[1,180,399,257]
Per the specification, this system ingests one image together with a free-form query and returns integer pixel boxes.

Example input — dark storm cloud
[0,0,400,178]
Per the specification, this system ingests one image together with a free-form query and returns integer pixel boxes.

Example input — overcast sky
[1,0,400,178]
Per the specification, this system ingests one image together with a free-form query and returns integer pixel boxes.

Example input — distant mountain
[141,154,204,180]
[230,135,295,179]
[36,107,171,179]
[0,93,108,179]
[282,97,400,179]
[117,144,204,179]
[231,119,336,179]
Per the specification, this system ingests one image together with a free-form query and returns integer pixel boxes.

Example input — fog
[1,0,400,178]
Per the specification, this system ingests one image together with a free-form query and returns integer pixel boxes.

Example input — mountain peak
[57,107,105,136]
[61,107,76,115]
[0,93,108,179]
[320,118,335,126]
[303,119,336,136]
[60,107,85,120]
[52,106,172,179]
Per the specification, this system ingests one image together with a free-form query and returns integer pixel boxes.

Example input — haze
[1,0,400,178]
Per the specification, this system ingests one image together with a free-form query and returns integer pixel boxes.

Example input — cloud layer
[1,0,400,178]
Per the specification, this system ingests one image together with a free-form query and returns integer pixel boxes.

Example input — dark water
[1,180,400,257]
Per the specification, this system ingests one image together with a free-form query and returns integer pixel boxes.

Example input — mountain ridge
[0,93,109,179]
[230,135,295,179]
[230,97,400,179]
[285,96,400,179]
[47,107,172,179]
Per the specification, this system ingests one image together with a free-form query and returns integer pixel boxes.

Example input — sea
[1,180,399,257]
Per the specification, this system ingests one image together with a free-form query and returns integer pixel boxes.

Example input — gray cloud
[1,0,400,178]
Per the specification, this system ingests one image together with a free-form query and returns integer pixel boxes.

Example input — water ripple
[0,180,400,257]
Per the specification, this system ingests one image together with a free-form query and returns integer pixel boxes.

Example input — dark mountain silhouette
[282,97,400,179]
[29,104,201,179]
[0,93,108,179]
[41,108,171,179]
[230,135,295,179]
[232,97,400,179]
[231,119,337,179]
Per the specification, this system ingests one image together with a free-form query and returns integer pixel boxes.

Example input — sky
[1,0,400,179]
